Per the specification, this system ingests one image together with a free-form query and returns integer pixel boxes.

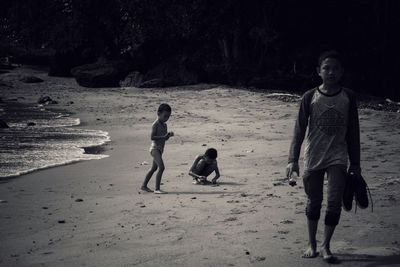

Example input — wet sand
[1,67,400,266]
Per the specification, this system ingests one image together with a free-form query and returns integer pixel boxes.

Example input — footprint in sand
[244,230,258,233]
[255,256,266,261]
[223,217,238,222]
[230,208,244,215]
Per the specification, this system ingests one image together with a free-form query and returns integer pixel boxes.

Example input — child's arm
[345,89,361,175]
[211,164,220,183]
[150,123,169,140]
[188,155,205,180]
[189,172,204,180]
[287,89,314,177]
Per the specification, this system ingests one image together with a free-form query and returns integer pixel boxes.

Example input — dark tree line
[1,0,399,99]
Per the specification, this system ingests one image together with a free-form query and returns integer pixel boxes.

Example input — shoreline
[1,66,400,266]
[0,97,111,179]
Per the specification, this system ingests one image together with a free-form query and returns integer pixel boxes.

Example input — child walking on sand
[286,50,361,262]
[189,148,220,185]
[141,103,174,194]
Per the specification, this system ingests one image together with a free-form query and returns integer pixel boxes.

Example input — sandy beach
[1,67,400,266]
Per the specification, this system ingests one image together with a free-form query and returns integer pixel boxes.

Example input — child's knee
[158,164,165,172]
[150,165,158,171]
[324,211,341,226]
[306,197,322,220]
[306,203,322,221]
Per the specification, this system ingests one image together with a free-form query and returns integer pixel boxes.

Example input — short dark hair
[205,148,218,159]
[318,50,343,67]
[158,103,171,113]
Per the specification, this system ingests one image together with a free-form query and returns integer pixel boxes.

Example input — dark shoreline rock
[119,71,144,87]
[71,59,131,88]
[38,96,57,105]
[138,56,199,88]
[83,145,107,155]
[20,76,44,83]
[139,78,167,88]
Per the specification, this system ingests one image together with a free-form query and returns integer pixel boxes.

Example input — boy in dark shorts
[286,50,361,262]
[189,148,220,185]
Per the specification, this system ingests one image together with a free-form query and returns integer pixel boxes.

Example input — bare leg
[193,160,207,179]
[142,160,158,187]
[303,219,319,258]
[193,159,215,184]
[202,164,216,178]
[302,169,324,258]
[320,225,336,261]
[151,149,165,191]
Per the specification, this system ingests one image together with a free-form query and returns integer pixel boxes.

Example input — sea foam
[0,101,110,178]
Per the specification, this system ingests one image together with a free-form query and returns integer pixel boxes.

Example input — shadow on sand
[337,253,400,266]
[166,181,246,194]
[168,191,242,195]
[217,181,246,186]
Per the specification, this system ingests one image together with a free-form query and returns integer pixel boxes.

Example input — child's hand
[168,131,174,137]
[348,165,361,177]
[286,162,299,178]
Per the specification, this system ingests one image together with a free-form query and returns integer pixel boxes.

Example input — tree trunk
[218,38,232,72]
[232,29,241,63]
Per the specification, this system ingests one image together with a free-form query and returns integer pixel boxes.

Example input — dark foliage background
[1,0,399,99]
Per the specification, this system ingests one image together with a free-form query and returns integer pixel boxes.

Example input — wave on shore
[0,101,110,178]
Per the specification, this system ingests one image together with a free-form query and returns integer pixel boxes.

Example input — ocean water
[0,101,110,178]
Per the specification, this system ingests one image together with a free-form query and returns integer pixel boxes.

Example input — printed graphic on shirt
[315,107,345,136]
[304,89,349,171]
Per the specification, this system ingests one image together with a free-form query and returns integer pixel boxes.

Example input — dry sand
[1,67,400,266]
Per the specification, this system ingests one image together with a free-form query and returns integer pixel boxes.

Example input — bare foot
[320,247,338,263]
[154,190,168,194]
[302,247,319,258]
[141,186,153,192]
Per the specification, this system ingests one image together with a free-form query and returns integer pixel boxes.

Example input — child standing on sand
[189,148,220,185]
[286,51,361,262]
[141,103,174,194]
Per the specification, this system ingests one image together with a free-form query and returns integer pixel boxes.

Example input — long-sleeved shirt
[288,87,360,171]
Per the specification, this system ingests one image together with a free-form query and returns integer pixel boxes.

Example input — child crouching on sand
[189,148,220,185]
[141,103,174,194]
